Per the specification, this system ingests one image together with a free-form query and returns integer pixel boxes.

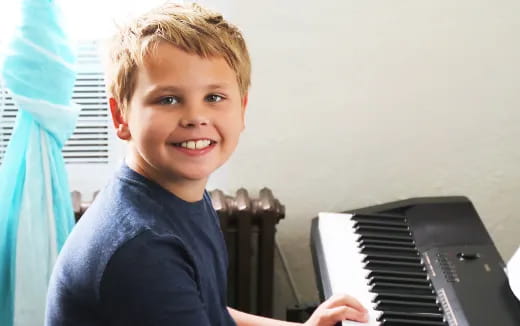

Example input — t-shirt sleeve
[99,230,212,326]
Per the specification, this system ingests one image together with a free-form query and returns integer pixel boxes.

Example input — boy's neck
[125,157,207,203]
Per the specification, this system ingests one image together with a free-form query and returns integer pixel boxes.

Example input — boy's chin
[175,169,214,182]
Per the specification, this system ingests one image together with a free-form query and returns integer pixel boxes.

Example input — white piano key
[318,212,381,326]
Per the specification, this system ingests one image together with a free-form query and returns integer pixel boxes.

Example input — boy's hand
[303,294,368,326]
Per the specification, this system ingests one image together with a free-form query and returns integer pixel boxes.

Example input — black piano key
[377,312,446,325]
[357,233,413,241]
[365,259,425,269]
[380,316,447,325]
[374,292,438,304]
[358,238,416,248]
[353,220,409,228]
[356,225,412,235]
[371,284,435,296]
[351,213,407,223]
[365,263,426,275]
[363,253,421,263]
[364,255,421,265]
[376,303,441,318]
[370,285,435,296]
[360,244,420,254]
[375,299,441,311]
[380,311,444,319]
[377,304,441,316]
[368,270,428,280]
[368,275,430,286]
[367,255,419,265]
[372,281,432,291]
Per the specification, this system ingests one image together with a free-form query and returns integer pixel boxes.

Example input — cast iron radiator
[209,188,284,317]
[71,187,284,317]
[71,190,97,221]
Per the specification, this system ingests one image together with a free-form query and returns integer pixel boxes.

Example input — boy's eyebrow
[144,85,183,95]
[205,83,232,91]
[145,83,232,95]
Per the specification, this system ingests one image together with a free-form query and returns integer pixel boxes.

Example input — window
[0,40,124,197]
[0,40,111,165]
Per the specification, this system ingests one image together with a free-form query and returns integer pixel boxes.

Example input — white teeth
[179,139,212,150]
[196,139,211,149]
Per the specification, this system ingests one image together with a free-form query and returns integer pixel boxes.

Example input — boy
[45,3,368,326]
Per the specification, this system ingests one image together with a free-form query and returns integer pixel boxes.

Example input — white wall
[205,0,520,305]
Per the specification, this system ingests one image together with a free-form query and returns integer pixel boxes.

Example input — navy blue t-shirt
[45,164,236,326]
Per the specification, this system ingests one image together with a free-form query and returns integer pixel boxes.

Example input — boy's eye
[206,94,223,103]
[158,96,179,105]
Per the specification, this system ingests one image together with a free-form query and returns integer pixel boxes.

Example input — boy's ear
[240,93,248,130]
[109,97,131,141]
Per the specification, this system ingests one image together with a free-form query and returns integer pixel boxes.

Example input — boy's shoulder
[46,166,214,325]
[75,164,183,247]
[65,164,216,268]
[50,165,193,289]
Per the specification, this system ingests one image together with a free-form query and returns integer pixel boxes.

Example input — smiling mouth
[171,139,216,150]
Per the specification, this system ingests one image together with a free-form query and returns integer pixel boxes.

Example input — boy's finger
[322,306,349,322]
[324,305,368,323]
[342,306,369,323]
[324,294,367,313]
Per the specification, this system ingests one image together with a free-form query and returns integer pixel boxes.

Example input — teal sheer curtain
[0,0,78,325]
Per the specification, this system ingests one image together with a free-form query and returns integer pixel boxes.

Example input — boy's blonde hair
[106,2,251,113]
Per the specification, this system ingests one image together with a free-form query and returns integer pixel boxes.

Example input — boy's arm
[228,294,368,326]
[228,307,301,326]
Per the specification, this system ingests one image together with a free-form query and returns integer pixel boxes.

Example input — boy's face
[110,42,247,189]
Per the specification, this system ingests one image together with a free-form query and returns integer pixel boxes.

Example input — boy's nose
[179,103,210,128]
[179,116,209,128]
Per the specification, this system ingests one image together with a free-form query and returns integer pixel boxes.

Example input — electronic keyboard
[311,197,520,326]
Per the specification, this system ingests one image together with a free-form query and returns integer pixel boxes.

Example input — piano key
[358,233,413,241]
[367,269,428,279]
[374,292,438,303]
[318,212,381,325]
[360,244,420,254]
[366,257,425,266]
[368,276,430,286]
[353,220,410,228]
[356,225,412,235]
[358,238,416,248]
[375,301,441,314]
[362,253,421,263]
[378,311,444,321]
[352,213,407,222]
[379,317,447,325]
[365,263,425,275]
[370,284,432,294]
[371,283,434,295]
